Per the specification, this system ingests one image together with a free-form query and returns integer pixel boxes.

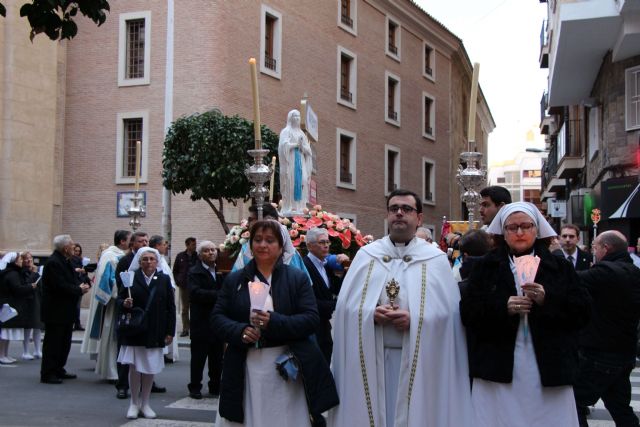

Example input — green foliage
[162,110,279,232]
[0,0,110,41]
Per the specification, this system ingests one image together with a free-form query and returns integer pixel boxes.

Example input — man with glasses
[329,189,472,427]
[302,228,348,363]
[552,223,592,270]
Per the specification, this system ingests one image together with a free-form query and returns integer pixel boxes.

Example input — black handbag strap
[142,284,158,313]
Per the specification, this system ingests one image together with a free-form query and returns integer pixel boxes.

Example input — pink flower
[302,207,309,214]
[325,220,334,229]
[291,223,299,230]
[299,235,306,242]
[335,223,345,231]
[279,217,291,226]
[309,209,317,216]
[364,234,374,242]
[313,204,322,211]
[240,219,248,228]
[289,229,299,238]
[348,224,357,233]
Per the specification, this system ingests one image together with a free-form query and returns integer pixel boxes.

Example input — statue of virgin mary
[278,109,313,215]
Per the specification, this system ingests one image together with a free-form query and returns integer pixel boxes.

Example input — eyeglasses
[315,240,331,246]
[504,222,536,234]
[387,205,418,214]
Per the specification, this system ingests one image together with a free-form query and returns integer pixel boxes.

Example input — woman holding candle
[117,247,175,420]
[460,202,591,427]
[212,220,338,427]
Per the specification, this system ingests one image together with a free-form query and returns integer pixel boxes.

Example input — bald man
[573,231,640,427]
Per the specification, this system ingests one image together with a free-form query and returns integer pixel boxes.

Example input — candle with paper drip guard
[134,140,141,193]
[467,63,480,149]
[249,58,262,150]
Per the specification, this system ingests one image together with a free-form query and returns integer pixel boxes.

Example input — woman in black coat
[117,247,175,420]
[0,252,36,364]
[21,251,43,359]
[212,220,339,427]
[460,202,591,427]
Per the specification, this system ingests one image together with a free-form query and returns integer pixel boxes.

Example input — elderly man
[302,228,347,363]
[574,230,640,427]
[479,185,512,227]
[552,224,592,271]
[329,189,472,427]
[40,235,91,384]
[81,230,130,381]
[187,240,223,399]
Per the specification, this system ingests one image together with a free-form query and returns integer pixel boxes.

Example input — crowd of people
[1,186,640,427]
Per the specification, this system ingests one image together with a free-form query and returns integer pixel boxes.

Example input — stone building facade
[539,0,640,241]
[3,0,494,257]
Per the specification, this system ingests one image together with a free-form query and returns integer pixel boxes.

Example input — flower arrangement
[220,205,373,260]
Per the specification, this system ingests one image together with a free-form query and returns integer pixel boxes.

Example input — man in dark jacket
[173,237,197,337]
[187,240,223,399]
[552,224,592,271]
[302,228,346,363]
[574,230,640,427]
[40,235,90,384]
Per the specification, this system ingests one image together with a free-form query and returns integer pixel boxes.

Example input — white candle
[249,58,261,149]
[134,140,141,192]
[467,62,480,147]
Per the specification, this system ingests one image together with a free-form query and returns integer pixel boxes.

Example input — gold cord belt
[407,263,427,410]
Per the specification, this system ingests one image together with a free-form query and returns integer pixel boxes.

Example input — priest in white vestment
[329,190,473,427]
[81,231,130,380]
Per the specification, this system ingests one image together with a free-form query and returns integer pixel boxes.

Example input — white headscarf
[128,247,161,273]
[0,252,19,270]
[487,201,557,238]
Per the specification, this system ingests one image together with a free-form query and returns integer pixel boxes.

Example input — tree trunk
[204,197,229,234]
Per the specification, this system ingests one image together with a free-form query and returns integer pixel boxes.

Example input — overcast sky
[416,0,548,165]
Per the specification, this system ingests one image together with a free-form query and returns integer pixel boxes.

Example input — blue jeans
[573,349,639,427]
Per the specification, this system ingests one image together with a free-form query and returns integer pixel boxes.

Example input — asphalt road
[0,339,218,427]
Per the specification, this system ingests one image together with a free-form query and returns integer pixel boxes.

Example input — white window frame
[336,128,357,190]
[385,71,401,126]
[422,41,435,81]
[118,11,151,87]
[385,15,401,62]
[260,4,282,80]
[588,106,600,161]
[384,144,401,195]
[115,111,149,185]
[422,157,436,206]
[337,212,357,227]
[337,46,357,109]
[337,0,357,36]
[625,65,640,131]
[422,91,436,140]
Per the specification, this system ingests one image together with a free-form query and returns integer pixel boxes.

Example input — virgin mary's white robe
[328,236,472,427]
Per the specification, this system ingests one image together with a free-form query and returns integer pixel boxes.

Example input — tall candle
[467,62,480,147]
[134,140,141,193]
[269,156,276,201]
[249,58,261,149]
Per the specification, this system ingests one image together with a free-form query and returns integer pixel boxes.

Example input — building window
[118,11,151,86]
[385,145,400,194]
[423,158,436,204]
[336,128,357,189]
[260,5,282,79]
[338,0,357,35]
[423,92,435,139]
[423,42,435,80]
[385,15,401,61]
[337,46,357,109]
[497,177,506,183]
[522,170,542,178]
[385,71,400,126]
[524,189,541,207]
[116,111,149,184]
[626,65,640,130]
[588,106,600,160]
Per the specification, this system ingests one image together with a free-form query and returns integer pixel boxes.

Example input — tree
[162,110,280,234]
[0,0,110,41]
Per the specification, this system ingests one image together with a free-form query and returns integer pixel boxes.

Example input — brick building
[2,0,494,257]
[539,0,640,242]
